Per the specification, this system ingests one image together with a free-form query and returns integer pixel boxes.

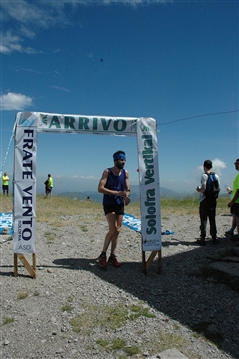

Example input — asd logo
[41,115,48,125]
[18,245,31,250]
[141,125,151,132]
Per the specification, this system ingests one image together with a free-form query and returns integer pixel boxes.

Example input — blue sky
[0,0,238,195]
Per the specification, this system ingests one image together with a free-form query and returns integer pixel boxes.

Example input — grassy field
[0,194,231,225]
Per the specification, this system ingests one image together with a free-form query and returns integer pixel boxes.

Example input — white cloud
[19,25,36,39]
[0,32,23,54]
[1,1,59,29]
[0,1,66,54]
[24,47,43,54]
[15,67,42,74]
[52,86,70,92]
[0,92,33,111]
[196,158,227,177]
[79,0,169,4]
[80,175,96,179]
[1,0,172,55]
[1,0,171,54]
[71,175,97,179]
[0,31,43,54]
[186,158,227,187]
[210,158,227,177]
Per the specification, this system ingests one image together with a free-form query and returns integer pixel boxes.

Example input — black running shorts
[103,204,124,215]
[231,203,239,216]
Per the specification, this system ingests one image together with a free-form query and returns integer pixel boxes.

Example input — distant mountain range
[54,185,185,203]
[38,185,227,202]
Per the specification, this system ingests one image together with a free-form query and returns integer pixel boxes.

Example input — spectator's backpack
[205,172,220,200]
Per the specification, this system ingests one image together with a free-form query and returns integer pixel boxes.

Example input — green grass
[154,329,189,353]
[124,345,141,356]
[70,304,128,333]
[2,317,14,325]
[1,194,230,225]
[111,338,127,351]
[45,231,56,242]
[95,328,190,358]
[160,196,230,216]
[96,338,142,357]
[61,297,74,313]
[70,302,156,334]
[61,304,74,313]
[128,304,156,320]
[17,291,28,299]
[80,225,88,232]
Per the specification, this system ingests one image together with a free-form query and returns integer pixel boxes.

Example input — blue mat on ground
[123,213,142,233]
[123,212,174,235]
[0,212,13,234]
[0,212,174,236]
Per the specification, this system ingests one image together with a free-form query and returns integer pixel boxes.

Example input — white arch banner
[13,112,161,253]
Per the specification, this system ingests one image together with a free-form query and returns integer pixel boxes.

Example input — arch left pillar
[13,112,38,277]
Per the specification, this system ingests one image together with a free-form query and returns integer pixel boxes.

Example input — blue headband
[113,153,126,162]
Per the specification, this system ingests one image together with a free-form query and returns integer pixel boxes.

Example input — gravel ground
[1,210,239,359]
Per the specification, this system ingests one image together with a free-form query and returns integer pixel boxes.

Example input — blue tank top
[103,168,126,205]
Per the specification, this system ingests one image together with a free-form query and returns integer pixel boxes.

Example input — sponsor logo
[141,134,160,243]
[17,245,32,250]
[41,115,48,125]
[140,124,151,131]
[143,239,160,245]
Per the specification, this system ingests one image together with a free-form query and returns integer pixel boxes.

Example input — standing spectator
[2,172,10,196]
[196,160,220,245]
[45,174,53,197]
[226,158,239,239]
[98,150,130,268]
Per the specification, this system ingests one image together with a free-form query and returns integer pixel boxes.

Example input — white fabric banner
[36,112,138,136]
[14,113,37,253]
[137,118,161,251]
